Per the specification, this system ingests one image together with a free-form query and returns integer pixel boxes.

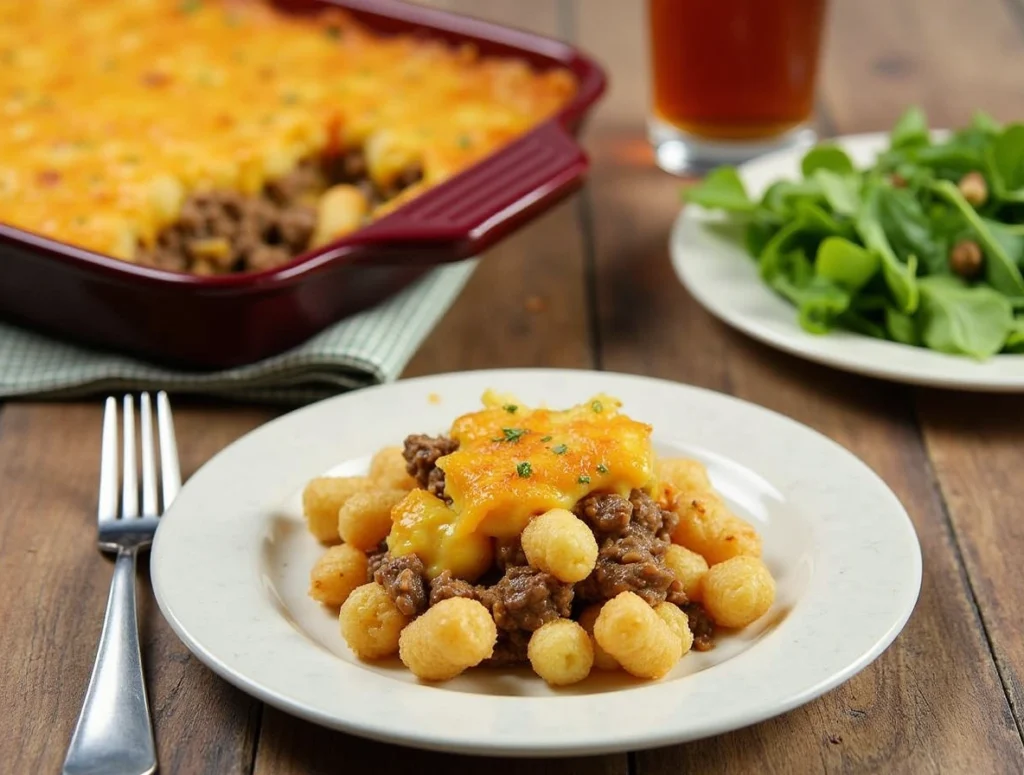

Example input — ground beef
[483,629,531,667]
[576,520,677,607]
[402,434,458,497]
[683,603,716,651]
[137,182,316,274]
[135,154,422,275]
[495,536,527,571]
[574,492,632,535]
[490,566,573,632]
[366,542,388,580]
[372,553,428,617]
[429,570,490,608]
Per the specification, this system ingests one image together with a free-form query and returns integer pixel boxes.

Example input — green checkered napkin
[0,261,476,404]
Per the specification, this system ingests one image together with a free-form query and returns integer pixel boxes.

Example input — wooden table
[4,0,1024,772]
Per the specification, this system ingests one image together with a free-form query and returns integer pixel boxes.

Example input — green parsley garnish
[457,134,472,149]
[550,444,568,455]
[179,0,202,13]
[578,475,591,485]
[591,400,603,413]
[516,462,533,478]
[493,427,528,443]
[503,404,518,414]
[540,435,552,442]
[596,463,609,474]
[325,25,343,39]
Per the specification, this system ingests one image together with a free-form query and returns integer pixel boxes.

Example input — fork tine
[140,392,158,517]
[157,391,182,510]
[98,397,119,523]
[121,395,138,518]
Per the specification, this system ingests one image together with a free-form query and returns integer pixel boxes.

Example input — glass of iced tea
[647,0,827,174]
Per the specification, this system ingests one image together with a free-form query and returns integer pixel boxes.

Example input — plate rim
[151,368,923,756]
[672,131,1024,392]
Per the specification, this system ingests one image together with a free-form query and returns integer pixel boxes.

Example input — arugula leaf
[891,106,929,150]
[815,236,879,291]
[1005,316,1024,353]
[856,184,920,313]
[987,124,1024,202]
[918,276,1013,358]
[771,274,851,335]
[801,145,855,177]
[875,186,946,274]
[683,167,755,212]
[885,307,920,345]
[762,178,825,217]
[930,179,1024,295]
[814,169,860,216]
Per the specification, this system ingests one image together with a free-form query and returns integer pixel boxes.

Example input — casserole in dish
[0,0,605,368]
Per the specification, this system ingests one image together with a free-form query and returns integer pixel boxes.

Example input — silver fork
[63,392,181,775]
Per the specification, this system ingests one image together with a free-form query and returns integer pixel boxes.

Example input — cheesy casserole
[0,0,575,273]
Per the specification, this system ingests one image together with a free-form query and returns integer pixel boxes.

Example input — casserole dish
[0,0,605,369]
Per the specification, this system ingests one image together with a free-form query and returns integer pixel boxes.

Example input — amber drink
[647,0,827,173]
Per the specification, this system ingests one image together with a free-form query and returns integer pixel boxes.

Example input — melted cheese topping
[0,0,575,260]
[387,395,656,580]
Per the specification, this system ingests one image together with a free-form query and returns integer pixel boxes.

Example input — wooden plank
[820,0,1024,130]
[0,402,272,774]
[256,707,625,775]
[253,2,614,773]
[574,0,1024,771]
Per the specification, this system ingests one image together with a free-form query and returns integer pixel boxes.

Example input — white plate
[151,369,921,757]
[673,132,1024,391]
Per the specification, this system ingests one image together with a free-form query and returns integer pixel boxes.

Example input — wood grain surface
[1,0,1023,773]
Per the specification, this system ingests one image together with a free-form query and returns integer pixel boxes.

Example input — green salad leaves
[684,108,1024,359]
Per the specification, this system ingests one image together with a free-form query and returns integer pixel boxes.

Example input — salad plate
[674,133,1024,391]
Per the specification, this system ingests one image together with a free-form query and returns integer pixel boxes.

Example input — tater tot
[577,604,619,670]
[302,476,371,543]
[308,544,368,607]
[702,556,776,628]
[527,620,594,686]
[654,603,694,656]
[663,544,709,602]
[399,598,496,681]
[339,583,410,660]
[593,592,682,680]
[368,447,417,491]
[337,489,407,550]
[658,458,712,500]
[521,508,599,583]
[671,493,761,565]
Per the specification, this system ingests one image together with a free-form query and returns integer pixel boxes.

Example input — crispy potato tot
[663,544,709,602]
[702,556,776,628]
[302,476,371,543]
[577,604,619,670]
[654,603,694,656]
[368,447,417,491]
[521,508,599,583]
[527,619,594,686]
[337,488,407,550]
[311,184,369,248]
[658,458,712,500]
[593,591,682,680]
[671,493,761,565]
[399,598,496,681]
[308,544,368,607]
[339,583,410,660]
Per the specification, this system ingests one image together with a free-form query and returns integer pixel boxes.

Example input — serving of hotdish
[0,0,605,368]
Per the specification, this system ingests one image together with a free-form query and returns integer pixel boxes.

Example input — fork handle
[63,549,157,775]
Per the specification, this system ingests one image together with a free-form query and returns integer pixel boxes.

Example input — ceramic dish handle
[345,121,588,261]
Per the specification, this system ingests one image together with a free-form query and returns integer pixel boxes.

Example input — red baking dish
[0,0,605,369]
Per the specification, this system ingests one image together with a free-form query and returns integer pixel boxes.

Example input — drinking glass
[647,0,827,174]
